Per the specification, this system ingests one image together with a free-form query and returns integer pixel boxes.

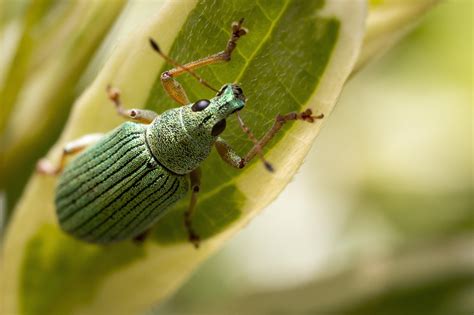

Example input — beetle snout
[231,102,244,113]
[231,84,246,102]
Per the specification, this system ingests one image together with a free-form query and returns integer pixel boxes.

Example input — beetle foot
[36,159,60,176]
[106,84,121,106]
[231,18,248,39]
[223,19,248,60]
[188,231,201,249]
[132,229,150,244]
[300,109,324,123]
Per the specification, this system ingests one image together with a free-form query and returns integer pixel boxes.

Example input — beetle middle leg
[157,19,248,105]
[37,133,104,175]
[106,85,158,124]
[215,109,324,169]
[184,167,202,248]
[132,229,151,244]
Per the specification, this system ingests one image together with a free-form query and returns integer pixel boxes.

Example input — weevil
[37,19,324,248]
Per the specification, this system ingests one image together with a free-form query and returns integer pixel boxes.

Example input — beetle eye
[192,99,210,112]
[211,119,226,136]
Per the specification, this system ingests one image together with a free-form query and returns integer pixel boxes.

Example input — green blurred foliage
[381,0,472,87]
[21,225,145,315]
[0,0,126,220]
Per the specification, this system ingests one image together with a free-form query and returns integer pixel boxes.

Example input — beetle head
[181,83,246,138]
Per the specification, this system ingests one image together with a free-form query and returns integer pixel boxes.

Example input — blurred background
[1,1,472,314]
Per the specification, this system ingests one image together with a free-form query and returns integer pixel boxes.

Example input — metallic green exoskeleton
[54,84,244,244]
[37,19,323,247]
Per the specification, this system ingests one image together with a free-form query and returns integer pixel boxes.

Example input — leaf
[189,237,474,315]
[0,0,127,217]
[3,1,367,314]
[355,0,440,72]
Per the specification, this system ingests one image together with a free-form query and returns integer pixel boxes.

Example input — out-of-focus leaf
[0,0,126,217]
[186,237,474,315]
[353,183,474,238]
[1,0,74,131]
[3,0,367,314]
[355,0,440,72]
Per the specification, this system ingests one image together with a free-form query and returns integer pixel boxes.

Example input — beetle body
[55,122,188,243]
[38,20,323,246]
[55,84,245,243]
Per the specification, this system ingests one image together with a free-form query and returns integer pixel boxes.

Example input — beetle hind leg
[184,168,202,249]
[132,229,151,244]
[37,133,104,176]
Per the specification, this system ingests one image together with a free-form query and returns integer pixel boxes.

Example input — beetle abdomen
[55,122,188,243]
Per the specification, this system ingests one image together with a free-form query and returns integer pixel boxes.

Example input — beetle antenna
[149,38,219,92]
[236,111,274,172]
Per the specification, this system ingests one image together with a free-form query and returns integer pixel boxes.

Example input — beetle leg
[160,19,247,105]
[215,137,243,169]
[106,85,158,124]
[132,229,150,244]
[37,133,104,175]
[184,167,202,248]
[215,109,324,169]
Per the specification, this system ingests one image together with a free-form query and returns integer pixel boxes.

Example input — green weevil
[37,19,324,248]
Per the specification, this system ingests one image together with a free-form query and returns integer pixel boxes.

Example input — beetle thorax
[145,109,213,174]
[145,83,246,174]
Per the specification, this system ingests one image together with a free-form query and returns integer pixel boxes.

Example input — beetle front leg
[215,109,324,170]
[215,137,244,169]
[37,133,104,175]
[184,167,202,248]
[106,85,158,124]
[156,19,248,105]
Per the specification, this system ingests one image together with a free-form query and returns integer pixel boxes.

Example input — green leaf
[0,0,126,218]
[3,1,368,314]
[355,0,440,72]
